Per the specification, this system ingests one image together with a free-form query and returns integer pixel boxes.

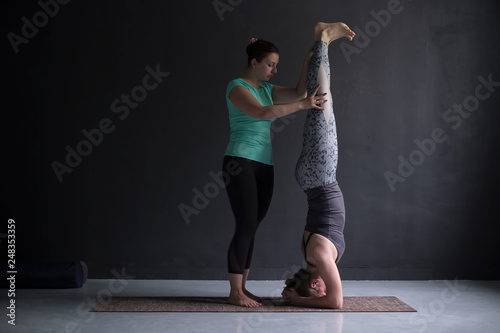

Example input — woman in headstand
[281,22,355,309]
[223,35,329,307]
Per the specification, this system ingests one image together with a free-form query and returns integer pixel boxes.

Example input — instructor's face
[256,52,279,81]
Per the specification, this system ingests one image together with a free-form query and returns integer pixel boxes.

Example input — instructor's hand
[302,85,327,110]
[281,287,300,305]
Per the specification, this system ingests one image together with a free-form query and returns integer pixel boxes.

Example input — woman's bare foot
[229,290,262,307]
[314,22,356,43]
[244,288,263,302]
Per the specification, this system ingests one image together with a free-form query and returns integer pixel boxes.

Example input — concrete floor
[2,279,499,333]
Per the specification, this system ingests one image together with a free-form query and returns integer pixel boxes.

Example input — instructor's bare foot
[315,22,356,43]
[244,288,263,303]
[229,291,262,307]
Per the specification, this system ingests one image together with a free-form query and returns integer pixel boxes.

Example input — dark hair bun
[285,277,297,288]
[282,268,318,297]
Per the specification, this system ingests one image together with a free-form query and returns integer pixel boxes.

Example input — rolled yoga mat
[0,261,87,289]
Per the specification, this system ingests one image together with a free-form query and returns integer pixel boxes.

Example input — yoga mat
[91,296,416,312]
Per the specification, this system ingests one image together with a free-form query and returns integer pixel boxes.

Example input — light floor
[2,279,499,333]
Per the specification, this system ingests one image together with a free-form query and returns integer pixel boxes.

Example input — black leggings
[223,155,274,274]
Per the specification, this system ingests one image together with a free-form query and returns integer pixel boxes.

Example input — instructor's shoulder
[227,78,246,95]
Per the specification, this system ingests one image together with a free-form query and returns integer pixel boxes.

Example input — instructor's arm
[229,85,326,120]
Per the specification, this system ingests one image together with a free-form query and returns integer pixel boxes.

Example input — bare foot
[229,291,262,307]
[314,22,356,43]
[244,288,263,303]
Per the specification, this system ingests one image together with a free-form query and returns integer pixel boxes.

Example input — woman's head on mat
[284,268,326,297]
[246,38,279,81]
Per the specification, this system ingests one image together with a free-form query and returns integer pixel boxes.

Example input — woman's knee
[234,221,259,239]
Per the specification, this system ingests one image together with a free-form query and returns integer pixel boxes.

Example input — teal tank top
[224,78,275,165]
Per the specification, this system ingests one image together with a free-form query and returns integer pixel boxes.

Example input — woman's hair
[284,268,319,297]
[246,39,279,67]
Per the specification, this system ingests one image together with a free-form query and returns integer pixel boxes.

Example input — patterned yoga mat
[91,296,416,312]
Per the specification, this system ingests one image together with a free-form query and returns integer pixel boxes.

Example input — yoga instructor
[223,37,327,307]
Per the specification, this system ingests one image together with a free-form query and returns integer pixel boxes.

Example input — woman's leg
[241,160,273,302]
[224,156,273,307]
[295,23,354,191]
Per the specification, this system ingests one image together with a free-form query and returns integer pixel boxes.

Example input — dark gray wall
[3,0,500,280]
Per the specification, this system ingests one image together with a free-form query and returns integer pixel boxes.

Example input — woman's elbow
[243,108,266,120]
[327,297,343,310]
[257,111,269,120]
[255,108,275,120]
[253,112,267,120]
[336,298,343,310]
